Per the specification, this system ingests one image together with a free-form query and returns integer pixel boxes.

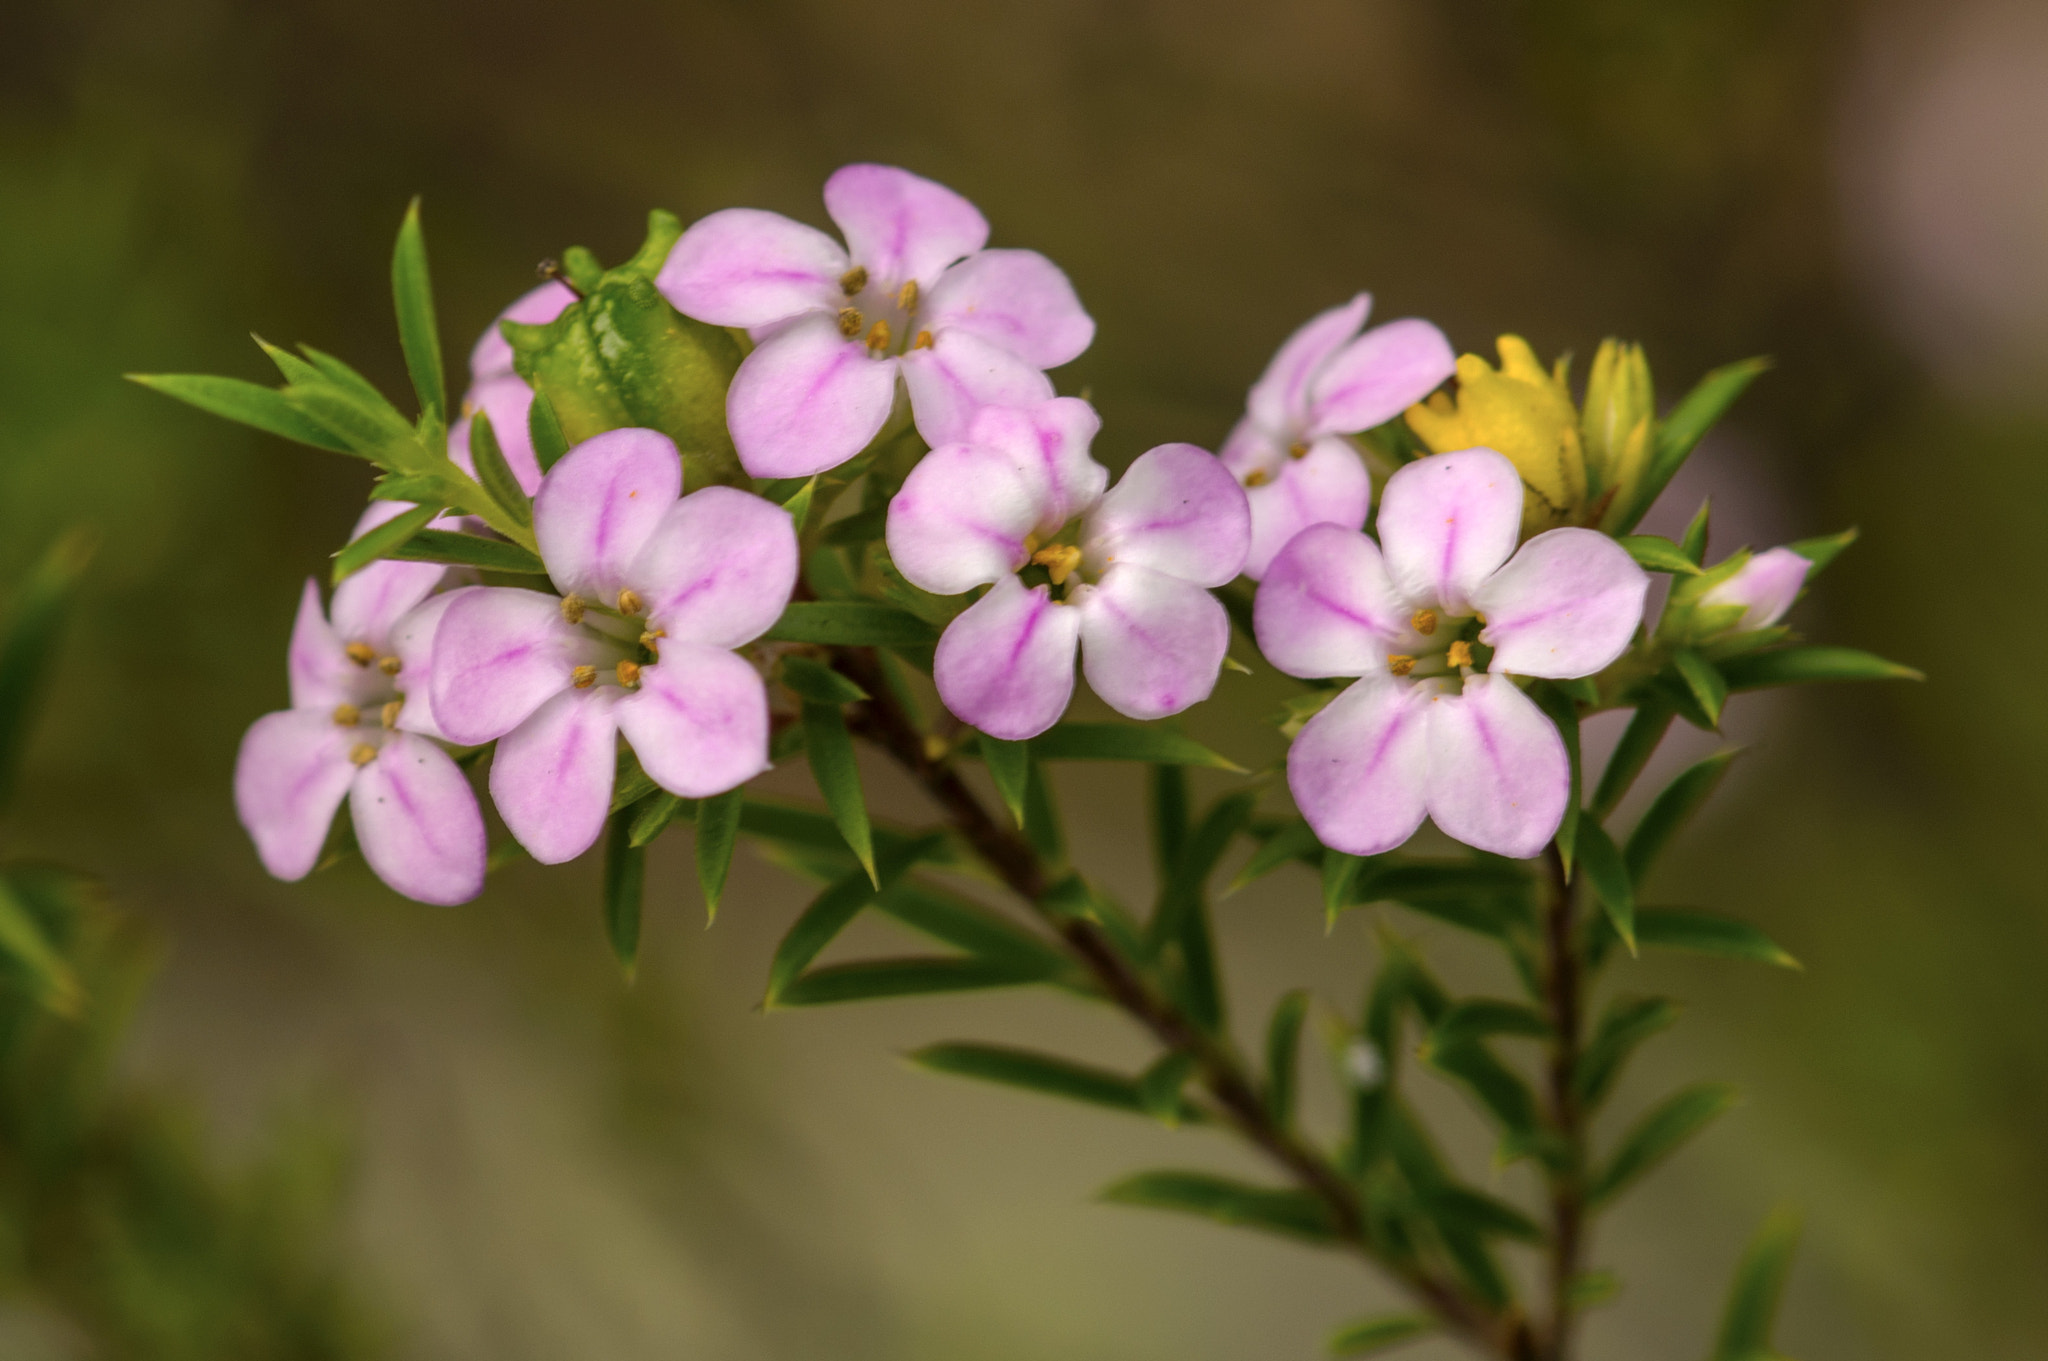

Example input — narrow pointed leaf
[1613,357,1769,533]
[1575,995,1680,1110]
[908,1042,1208,1123]
[777,955,1050,1006]
[1625,749,1739,884]
[468,410,532,528]
[1681,500,1712,564]
[1713,1206,1804,1361]
[127,373,353,452]
[1591,703,1673,819]
[1588,1082,1739,1207]
[1328,1314,1433,1356]
[628,792,694,848]
[1424,1183,1544,1243]
[1323,850,1368,926]
[1424,999,1550,1054]
[1787,526,1856,575]
[1023,756,1065,866]
[1229,818,1319,893]
[872,882,1072,978]
[384,528,547,575]
[1618,535,1703,575]
[802,700,875,883]
[765,836,941,1002]
[601,810,645,979]
[1099,1170,1338,1243]
[1030,723,1244,771]
[0,531,92,812]
[781,654,869,705]
[764,601,939,647]
[1719,645,1922,690]
[0,876,81,1015]
[296,344,392,409]
[979,734,1030,827]
[1576,820,1635,954]
[1635,908,1800,969]
[1671,648,1727,727]
[695,786,745,920]
[1529,682,1582,872]
[1264,988,1310,1126]
[1149,764,1191,882]
[332,502,439,584]
[391,197,447,422]
[1425,1041,1540,1141]
[1138,1050,1199,1124]
[527,387,570,472]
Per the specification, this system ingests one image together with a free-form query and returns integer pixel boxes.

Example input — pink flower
[234,505,486,905]
[1221,295,1456,580]
[430,428,798,864]
[886,398,1250,740]
[447,281,578,493]
[1698,545,1809,633]
[1254,448,1648,859]
[658,164,1095,480]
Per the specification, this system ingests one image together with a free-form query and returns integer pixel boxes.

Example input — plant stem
[834,647,1522,1354]
[1539,844,1586,1360]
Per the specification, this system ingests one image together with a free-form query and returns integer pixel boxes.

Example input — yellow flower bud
[1404,335,1586,536]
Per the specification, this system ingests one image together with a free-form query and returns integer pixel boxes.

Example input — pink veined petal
[1219,415,1286,485]
[614,643,771,798]
[1240,435,1374,581]
[287,578,357,711]
[885,439,1057,595]
[234,709,358,882]
[922,249,1095,369]
[966,398,1108,530]
[1305,317,1457,437]
[824,164,990,290]
[1246,293,1371,433]
[1253,524,1406,679]
[388,587,478,742]
[1286,673,1432,857]
[534,427,683,600]
[330,548,447,659]
[726,313,900,479]
[430,587,589,746]
[656,207,850,328]
[350,733,487,905]
[460,374,546,494]
[899,327,1056,450]
[1699,546,1810,633]
[1422,673,1568,859]
[1473,528,1649,679]
[469,281,577,382]
[1075,564,1230,721]
[932,575,1081,741]
[1378,447,1525,616]
[1082,443,1250,588]
[489,687,622,865]
[629,487,798,649]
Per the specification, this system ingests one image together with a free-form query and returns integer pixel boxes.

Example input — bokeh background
[3,0,2045,1356]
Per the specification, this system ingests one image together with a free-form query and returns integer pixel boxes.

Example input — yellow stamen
[1031,543,1084,586]
[380,699,403,729]
[332,703,361,726]
[839,265,867,296]
[865,319,891,352]
[344,642,375,666]
[349,743,376,766]
[560,594,586,624]
[913,329,934,350]
[921,734,947,761]
[898,279,919,312]
[1411,609,1438,636]
[572,664,598,689]
[1387,654,1416,677]
[616,660,642,688]
[1243,469,1270,488]
[838,306,864,337]
[1446,640,1474,668]
[617,588,644,617]
[377,655,401,675]
[639,628,666,653]
[1288,441,1310,459]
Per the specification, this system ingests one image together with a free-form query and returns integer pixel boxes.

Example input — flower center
[559,591,661,688]
[1384,608,1489,685]
[838,273,934,359]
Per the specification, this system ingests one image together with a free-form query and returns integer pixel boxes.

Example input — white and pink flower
[1698,545,1809,634]
[1255,448,1648,859]
[447,280,578,493]
[886,398,1250,740]
[658,164,1094,479]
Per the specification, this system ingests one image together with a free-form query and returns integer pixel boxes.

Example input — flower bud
[1696,546,1809,635]
[1404,336,1586,536]
[1580,338,1655,510]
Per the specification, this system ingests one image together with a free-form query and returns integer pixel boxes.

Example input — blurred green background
[3,0,2045,1356]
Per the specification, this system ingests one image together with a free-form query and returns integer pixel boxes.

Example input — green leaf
[1625,749,1738,885]
[1614,357,1770,533]
[611,746,657,812]
[763,601,939,647]
[628,792,693,848]
[1571,1270,1621,1309]
[765,836,942,1003]
[1671,648,1728,727]
[802,700,876,883]
[1719,645,1922,690]
[781,654,869,705]
[1713,1206,1803,1361]
[297,344,393,410]
[384,528,547,575]
[468,411,532,529]
[872,882,1073,980]
[0,531,93,812]
[979,735,1030,828]
[1591,704,1673,819]
[1618,534,1703,575]
[1154,791,1256,1029]
[1575,995,1679,1110]
[1364,859,1536,940]
[1022,756,1066,866]
[1099,1170,1338,1243]
[391,197,446,422]
[695,787,745,922]
[1228,818,1320,893]
[1588,1082,1740,1208]
[1425,1041,1540,1141]
[283,382,413,456]
[1031,723,1244,771]
[908,1042,1207,1123]
[1529,682,1582,872]
[1149,765,1190,883]
[1423,999,1550,1054]
[1681,500,1712,564]
[127,373,354,453]
[1576,820,1635,955]
[332,502,439,583]
[1634,908,1800,969]
[776,955,1051,1006]
[601,810,645,979]
[1327,1314,1434,1356]
[1424,1183,1544,1243]
[1138,1050,1199,1124]
[1323,850,1368,927]
[527,388,571,472]
[1264,988,1310,1127]
[0,874,81,1015]
[1787,526,1856,575]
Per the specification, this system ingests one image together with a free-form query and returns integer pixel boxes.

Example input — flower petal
[656,207,849,327]
[1377,447,1524,616]
[351,732,487,904]
[966,397,1107,530]
[1423,673,1567,859]
[726,313,899,478]
[1247,294,1370,433]
[1219,414,1285,485]
[932,575,1080,740]
[1698,546,1810,633]
[614,643,771,798]
[1286,673,1432,857]
[885,438,1049,595]
[287,578,355,711]
[1304,318,1456,437]
[388,587,479,741]
[534,427,683,600]
[469,281,577,383]
[451,374,545,494]
[629,486,798,648]
[1075,564,1229,720]
[899,328,1055,449]
[1082,443,1249,588]
[922,249,1094,369]
[824,164,989,290]
[1239,435,1372,581]
[234,709,357,882]
[489,686,621,865]
[330,501,447,654]
[430,587,587,745]
[1473,528,1649,679]
[1253,523,1405,678]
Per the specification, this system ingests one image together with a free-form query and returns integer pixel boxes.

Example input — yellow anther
[349,743,376,766]
[838,306,864,337]
[1446,640,1474,668]
[898,279,919,312]
[839,265,867,297]
[638,628,666,653]
[572,664,598,689]
[1243,469,1270,488]
[1411,609,1438,636]
[617,588,645,617]
[560,594,586,625]
[913,329,934,350]
[380,699,403,729]
[1387,654,1417,677]
[377,655,401,675]
[1288,441,1310,459]
[1475,611,1487,626]
[1031,543,1084,586]
[921,733,948,761]
[865,319,891,352]
[616,660,642,688]
[344,641,375,666]
[332,703,361,726]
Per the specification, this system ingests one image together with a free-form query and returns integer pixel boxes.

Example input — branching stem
[1539,844,1586,1360]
